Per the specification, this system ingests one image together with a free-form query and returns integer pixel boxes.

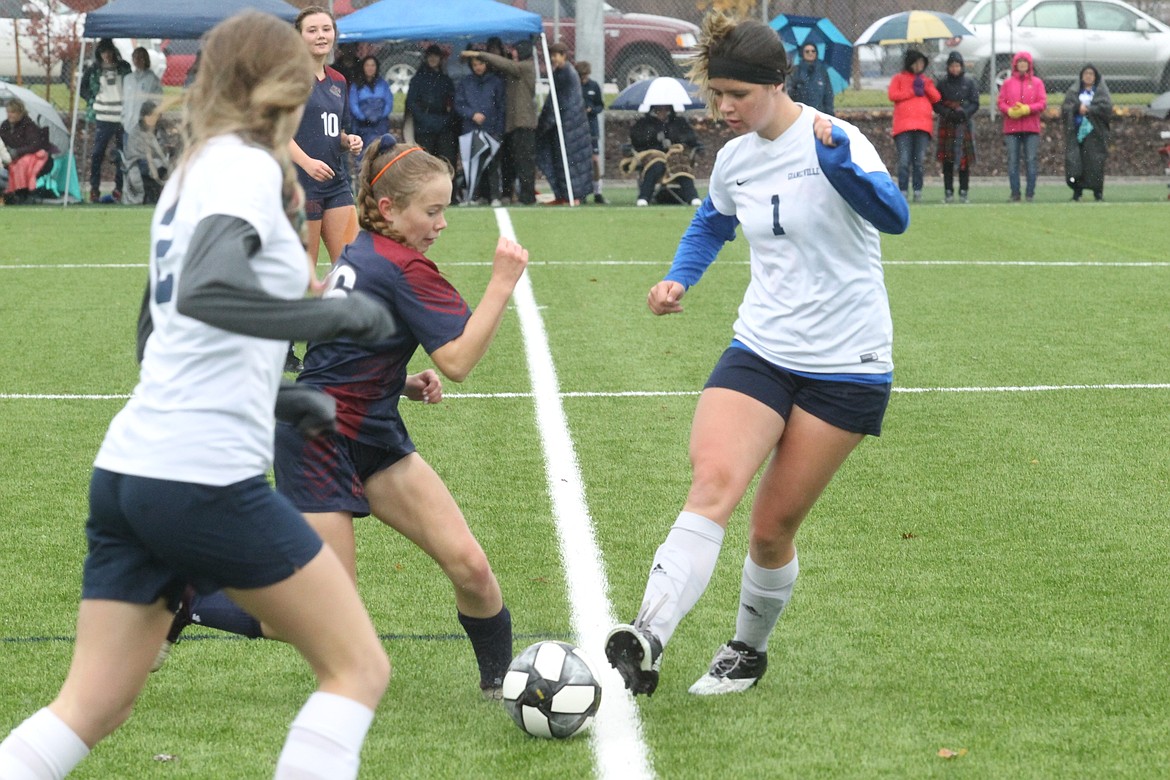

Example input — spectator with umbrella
[0,97,52,204]
[786,43,835,115]
[454,49,505,205]
[888,49,940,202]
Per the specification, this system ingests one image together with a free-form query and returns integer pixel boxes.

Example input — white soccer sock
[733,553,798,652]
[639,511,725,647]
[0,708,89,780]
[274,692,375,780]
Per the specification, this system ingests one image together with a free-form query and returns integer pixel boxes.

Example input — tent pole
[539,33,575,205]
[64,38,86,209]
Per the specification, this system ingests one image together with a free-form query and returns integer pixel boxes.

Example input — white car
[935,0,1170,92]
[0,1,165,85]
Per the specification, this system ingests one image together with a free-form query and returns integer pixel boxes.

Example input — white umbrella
[0,78,69,153]
[458,128,500,205]
[610,77,705,113]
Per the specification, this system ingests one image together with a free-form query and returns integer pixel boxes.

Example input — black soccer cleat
[604,623,663,697]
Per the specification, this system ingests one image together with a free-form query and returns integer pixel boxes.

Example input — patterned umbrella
[855,10,973,45]
[610,77,705,112]
[770,14,853,95]
[458,128,501,205]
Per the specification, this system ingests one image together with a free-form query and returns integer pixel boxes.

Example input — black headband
[707,55,784,84]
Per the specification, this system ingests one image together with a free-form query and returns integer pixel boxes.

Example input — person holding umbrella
[0,97,52,204]
[625,104,702,206]
[454,50,505,205]
[786,43,834,116]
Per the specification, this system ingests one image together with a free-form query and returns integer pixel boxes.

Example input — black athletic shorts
[273,421,415,517]
[83,469,323,606]
[704,346,892,436]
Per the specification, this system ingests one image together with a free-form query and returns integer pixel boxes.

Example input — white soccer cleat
[688,640,767,696]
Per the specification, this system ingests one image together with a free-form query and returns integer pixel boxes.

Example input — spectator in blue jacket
[576,60,606,204]
[455,52,506,204]
[348,55,392,160]
[405,44,458,174]
[785,43,834,116]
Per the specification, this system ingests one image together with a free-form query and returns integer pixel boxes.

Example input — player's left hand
[345,133,363,155]
[405,369,443,404]
[813,114,836,147]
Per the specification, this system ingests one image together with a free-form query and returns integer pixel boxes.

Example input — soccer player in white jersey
[605,13,910,697]
[0,14,397,780]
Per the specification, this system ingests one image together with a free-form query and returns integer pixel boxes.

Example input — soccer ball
[502,641,602,739]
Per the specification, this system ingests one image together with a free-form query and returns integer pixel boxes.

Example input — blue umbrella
[610,77,705,112]
[770,14,853,94]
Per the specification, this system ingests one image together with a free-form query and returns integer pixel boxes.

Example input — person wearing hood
[786,43,834,116]
[996,51,1047,202]
[932,51,979,203]
[1061,64,1112,201]
[628,104,701,206]
[888,49,940,202]
[463,38,538,205]
[455,50,506,204]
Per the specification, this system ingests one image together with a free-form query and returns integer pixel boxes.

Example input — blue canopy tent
[336,0,582,204]
[337,0,542,44]
[65,0,299,205]
[83,0,298,39]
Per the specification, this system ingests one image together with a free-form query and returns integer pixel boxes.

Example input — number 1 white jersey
[95,135,310,486]
[708,106,894,375]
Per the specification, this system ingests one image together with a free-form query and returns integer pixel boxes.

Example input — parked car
[936,0,1170,92]
[358,0,699,93]
[0,1,165,85]
[160,38,199,87]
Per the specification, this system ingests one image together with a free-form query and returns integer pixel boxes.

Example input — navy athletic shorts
[273,421,416,517]
[704,346,892,436]
[303,178,354,221]
[82,469,323,606]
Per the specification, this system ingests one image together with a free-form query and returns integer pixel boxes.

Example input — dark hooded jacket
[1061,64,1112,192]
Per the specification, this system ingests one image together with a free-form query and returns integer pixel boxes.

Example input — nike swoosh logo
[736,178,750,185]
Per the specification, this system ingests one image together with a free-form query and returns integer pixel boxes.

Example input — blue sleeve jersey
[294,66,352,196]
[299,231,471,445]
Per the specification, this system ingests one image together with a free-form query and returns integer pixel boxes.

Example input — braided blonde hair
[357,138,453,243]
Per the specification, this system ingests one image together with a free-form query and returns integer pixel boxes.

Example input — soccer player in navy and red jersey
[160,138,530,700]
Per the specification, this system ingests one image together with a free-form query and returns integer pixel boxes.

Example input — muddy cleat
[688,640,767,696]
[605,623,663,696]
[151,586,196,672]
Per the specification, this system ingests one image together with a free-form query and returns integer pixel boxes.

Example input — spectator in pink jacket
[888,49,940,202]
[996,51,1047,202]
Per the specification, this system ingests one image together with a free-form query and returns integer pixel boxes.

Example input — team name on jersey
[787,167,821,180]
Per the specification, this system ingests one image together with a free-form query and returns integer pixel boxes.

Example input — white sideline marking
[495,209,655,780]
[4,384,1170,402]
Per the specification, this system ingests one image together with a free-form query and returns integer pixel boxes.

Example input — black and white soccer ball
[502,641,602,739]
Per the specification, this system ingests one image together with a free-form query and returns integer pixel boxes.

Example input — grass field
[2,184,1169,779]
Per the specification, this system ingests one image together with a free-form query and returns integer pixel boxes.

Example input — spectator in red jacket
[887,49,940,202]
[996,51,1047,202]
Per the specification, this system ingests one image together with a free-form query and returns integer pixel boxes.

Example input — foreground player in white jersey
[606,13,910,697]
[0,14,397,780]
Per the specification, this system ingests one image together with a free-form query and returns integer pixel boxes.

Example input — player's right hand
[305,158,335,181]
[491,236,528,286]
[647,280,686,315]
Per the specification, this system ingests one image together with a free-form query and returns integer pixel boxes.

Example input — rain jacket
[997,51,1047,134]
[888,67,941,136]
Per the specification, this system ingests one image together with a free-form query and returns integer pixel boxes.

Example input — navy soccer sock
[457,606,513,689]
[190,591,264,639]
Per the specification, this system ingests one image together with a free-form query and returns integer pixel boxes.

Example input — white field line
[494,209,655,780]
[5,384,1170,402]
